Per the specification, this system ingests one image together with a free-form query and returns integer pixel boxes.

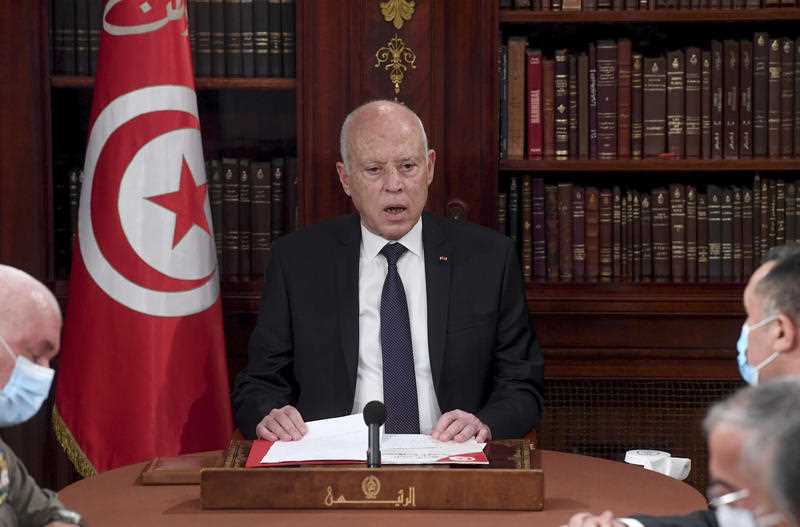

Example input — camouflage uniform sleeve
[1,441,83,526]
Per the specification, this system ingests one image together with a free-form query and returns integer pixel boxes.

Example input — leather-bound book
[618,39,632,159]
[768,179,777,248]
[795,180,800,243]
[238,159,252,279]
[250,161,272,278]
[724,41,739,159]
[196,0,212,76]
[497,193,508,235]
[224,0,243,77]
[508,37,528,160]
[667,50,686,158]
[585,188,600,281]
[253,0,269,76]
[500,45,508,160]
[721,188,734,280]
[702,52,712,159]
[613,187,622,279]
[781,39,795,158]
[532,178,546,277]
[697,193,709,280]
[527,50,544,159]
[555,49,570,159]
[585,0,597,9]
[621,192,629,279]
[208,160,225,269]
[508,177,520,249]
[631,53,644,159]
[760,178,770,257]
[733,187,743,281]
[776,179,786,244]
[75,0,89,75]
[651,188,670,281]
[643,56,667,158]
[743,186,754,277]
[68,167,81,244]
[632,191,641,281]
[589,44,599,159]
[641,193,652,280]
[521,176,533,282]
[563,0,581,14]
[787,183,797,245]
[514,0,532,6]
[87,0,101,74]
[599,189,613,280]
[545,185,560,280]
[753,174,761,263]
[569,55,579,159]
[281,0,296,77]
[768,39,782,158]
[270,157,285,241]
[268,0,283,76]
[211,0,226,76]
[686,186,697,281]
[745,0,760,7]
[708,186,722,280]
[670,184,686,281]
[685,48,702,159]
[597,41,618,159]
[222,158,240,279]
[753,34,769,157]
[240,0,255,77]
[740,40,754,158]
[796,39,800,157]
[573,186,586,280]
[543,59,556,159]
[189,0,197,68]
[578,53,590,159]
[53,0,77,74]
[598,0,612,9]
[711,41,724,159]
[558,183,574,280]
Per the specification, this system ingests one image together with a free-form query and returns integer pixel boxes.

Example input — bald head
[0,266,62,386]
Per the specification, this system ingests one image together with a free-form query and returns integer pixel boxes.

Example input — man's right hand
[256,405,308,441]
[563,511,628,527]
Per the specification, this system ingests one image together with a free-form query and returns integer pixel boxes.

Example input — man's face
[708,424,772,515]
[336,107,435,241]
[0,304,60,388]
[742,261,782,380]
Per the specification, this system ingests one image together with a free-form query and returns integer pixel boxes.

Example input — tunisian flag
[54,0,232,476]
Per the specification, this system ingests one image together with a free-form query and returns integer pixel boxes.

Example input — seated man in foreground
[232,100,544,442]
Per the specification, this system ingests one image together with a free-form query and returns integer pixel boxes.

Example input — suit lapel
[335,215,362,399]
[422,212,451,393]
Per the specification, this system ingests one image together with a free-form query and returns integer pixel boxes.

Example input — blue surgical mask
[736,315,780,386]
[0,335,54,427]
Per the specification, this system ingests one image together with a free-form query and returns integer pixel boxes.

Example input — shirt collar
[360,217,423,261]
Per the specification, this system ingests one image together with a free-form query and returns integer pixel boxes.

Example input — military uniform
[0,439,82,526]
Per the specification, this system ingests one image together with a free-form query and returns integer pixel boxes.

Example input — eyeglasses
[707,488,751,509]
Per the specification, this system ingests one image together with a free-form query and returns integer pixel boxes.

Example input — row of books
[50,0,296,78]
[498,174,800,282]
[53,155,299,281]
[501,0,797,9]
[500,34,800,161]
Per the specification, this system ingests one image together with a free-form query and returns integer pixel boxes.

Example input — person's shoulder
[272,214,359,256]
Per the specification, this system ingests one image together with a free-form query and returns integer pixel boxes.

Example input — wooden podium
[199,440,544,511]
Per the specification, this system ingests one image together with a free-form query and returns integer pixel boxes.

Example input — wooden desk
[59,450,706,526]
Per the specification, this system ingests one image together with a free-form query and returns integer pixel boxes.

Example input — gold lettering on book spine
[374,34,417,99]
[380,0,415,30]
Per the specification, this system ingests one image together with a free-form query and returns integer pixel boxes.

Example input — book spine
[196,0,213,76]
[697,193,709,280]
[743,186,754,277]
[241,0,255,77]
[787,183,797,247]
[585,188,600,281]
[796,39,800,157]
[238,159,252,279]
[599,190,613,280]
[685,48,702,159]
[702,51,712,159]
[711,41,724,159]
[769,179,777,248]
[254,0,270,76]
[545,185,560,280]
[623,191,631,279]
[768,39,782,158]
[268,0,283,76]
[612,187,622,279]
[532,178,546,278]
[686,186,697,281]
[211,0,226,76]
[521,176,533,282]
[753,34,770,157]
[250,161,272,277]
[271,157,285,241]
[670,184,686,281]
[667,50,686,158]
[568,55,579,159]
[543,59,556,159]
[753,174,761,263]
[643,56,667,158]
[527,50,544,158]
[760,178,769,258]
[280,0,296,77]
[508,177,520,248]
[708,186,722,280]
[54,0,77,74]
[573,186,586,280]
[88,0,101,75]
[740,40,754,158]
[554,49,570,159]
[497,193,508,236]
[724,40,739,159]
[721,188,734,279]
[190,0,198,72]
[75,0,89,75]
[631,53,644,160]
[795,180,800,243]
[589,44,599,160]
[777,179,786,244]
[500,45,509,160]
[632,191,641,281]
[597,41,618,159]
[733,188,743,281]
[508,38,528,160]
[558,183,574,280]
[651,188,670,280]
[578,53,590,159]
[222,158,240,279]
[781,38,795,158]
[641,193,652,280]
[208,159,225,269]
[224,0,243,77]
[617,40,632,160]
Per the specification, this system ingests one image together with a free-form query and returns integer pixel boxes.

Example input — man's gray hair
[770,420,800,526]
[703,378,800,473]
[338,100,429,173]
[756,250,800,323]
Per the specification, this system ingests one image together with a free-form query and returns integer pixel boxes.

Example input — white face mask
[712,489,784,527]
[0,335,55,427]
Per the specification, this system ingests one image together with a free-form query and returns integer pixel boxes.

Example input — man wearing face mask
[564,244,800,527]
[0,265,83,526]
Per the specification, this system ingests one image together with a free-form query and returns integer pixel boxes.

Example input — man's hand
[256,405,307,441]
[563,511,627,527]
[431,410,491,442]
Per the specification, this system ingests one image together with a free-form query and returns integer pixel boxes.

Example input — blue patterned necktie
[379,242,420,434]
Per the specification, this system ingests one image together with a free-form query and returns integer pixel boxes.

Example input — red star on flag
[145,156,210,248]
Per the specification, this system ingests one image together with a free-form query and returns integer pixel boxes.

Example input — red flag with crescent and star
[54,0,233,476]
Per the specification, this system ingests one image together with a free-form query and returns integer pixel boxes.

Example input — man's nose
[382,166,403,191]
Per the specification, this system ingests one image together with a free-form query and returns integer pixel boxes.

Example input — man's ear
[426,149,436,186]
[774,313,798,354]
[336,162,351,197]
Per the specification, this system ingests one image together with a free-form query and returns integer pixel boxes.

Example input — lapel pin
[439,256,448,262]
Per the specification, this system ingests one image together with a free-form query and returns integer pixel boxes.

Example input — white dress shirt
[351,218,442,433]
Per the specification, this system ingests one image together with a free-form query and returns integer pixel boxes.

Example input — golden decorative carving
[380,0,416,30]
[362,475,381,499]
[374,34,417,98]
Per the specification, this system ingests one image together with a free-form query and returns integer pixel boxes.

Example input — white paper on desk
[382,434,488,465]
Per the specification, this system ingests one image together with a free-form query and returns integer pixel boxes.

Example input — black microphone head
[363,401,386,426]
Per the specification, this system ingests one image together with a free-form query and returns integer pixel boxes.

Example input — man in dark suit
[232,100,544,442]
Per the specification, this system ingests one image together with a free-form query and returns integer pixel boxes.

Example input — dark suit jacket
[633,510,717,527]
[231,212,545,439]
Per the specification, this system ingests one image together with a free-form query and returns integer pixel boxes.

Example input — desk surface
[59,450,706,526]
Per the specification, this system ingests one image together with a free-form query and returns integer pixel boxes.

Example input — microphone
[363,401,386,468]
